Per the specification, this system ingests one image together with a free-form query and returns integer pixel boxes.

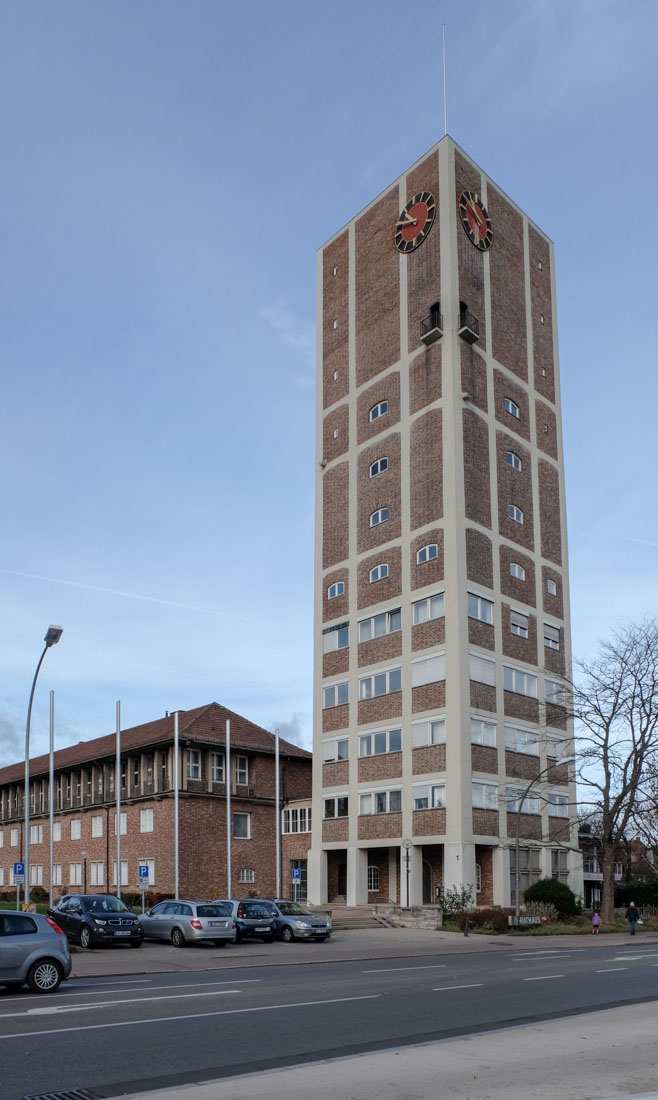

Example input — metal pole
[275,728,281,899]
[226,719,231,899]
[49,691,55,909]
[174,711,180,901]
[116,701,121,899]
[24,641,49,907]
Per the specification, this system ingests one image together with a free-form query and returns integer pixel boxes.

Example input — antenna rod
[442,24,447,136]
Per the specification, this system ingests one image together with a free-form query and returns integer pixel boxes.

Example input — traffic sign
[13,861,25,885]
[291,867,302,881]
[138,864,150,886]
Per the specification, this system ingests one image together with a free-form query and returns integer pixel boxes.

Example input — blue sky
[1,0,657,764]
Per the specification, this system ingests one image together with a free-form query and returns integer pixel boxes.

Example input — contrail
[0,568,220,615]
[625,537,658,550]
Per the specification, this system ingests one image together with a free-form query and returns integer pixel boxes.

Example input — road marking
[611,953,658,961]
[523,974,565,981]
[41,978,262,1001]
[26,990,243,1016]
[433,990,484,998]
[511,954,572,961]
[362,964,446,973]
[0,995,379,1040]
[596,968,628,973]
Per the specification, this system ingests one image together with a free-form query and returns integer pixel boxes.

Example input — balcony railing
[458,308,479,344]
[420,310,443,346]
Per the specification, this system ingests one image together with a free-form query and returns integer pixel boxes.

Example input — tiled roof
[0,701,311,786]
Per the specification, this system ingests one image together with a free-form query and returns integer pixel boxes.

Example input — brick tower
[308,136,581,909]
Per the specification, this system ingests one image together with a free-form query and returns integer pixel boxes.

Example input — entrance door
[337,862,347,897]
[423,861,432,904]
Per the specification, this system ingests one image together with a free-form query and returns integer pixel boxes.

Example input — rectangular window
[472,782,498,810]
[551,849,569,883]
[506,787,541,814]
[233,812,250,839]
[0,831,3,848]
[412,718,446,748]
[186,750,201,780]
[548,793,569,818]
[505,725,539,754]
[91,816,103,838]
[53,863,62,886]
[90,861,104,886]
[546,737,565,760]
[359,666,402,699]
[470,718,496,747]
[546,680,566,706]
[113,812,127,836]
[235,755,248,785]
[547,578,557,596]
[29,824,43,844]
[327,581,344,599]
[468,593,494,624]
[282,807,311,834]
[112,860,129,886]
[411,653,445,687]
[324,796,348,819]
[544,624,560,650]
[69,862,82,886]
[412,593,445,625]
[70,819,81,841]
[140,808,154,833]
[358,608,401,642]
[323,623,349,652]
[367,865,380,892]
[53,821,61,843]
[469,653,496,686]
[504,666,537,698]
[510,847,541,900]
[10,828,19,847]
[0,869,4,886]
[30,864,43,885]
[360,727,402,756]
[212,752,225,782]
[323,681,349,708]
[323,738,349,763]
[138,857,155,886]
[359,789,402,815]
[413,783,445,810]
[510,610,529,638]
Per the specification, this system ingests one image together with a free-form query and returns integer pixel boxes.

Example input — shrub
[454,907,514,933]
[441,883,474,915]
[29,886,48,904]
[615,878,658,908]
[525,900,558,922]
[523,878,580,917]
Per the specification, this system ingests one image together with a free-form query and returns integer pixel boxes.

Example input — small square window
[333,319,339,330]
[333,428,339,439]
[333,266,338,276]
[333,370,338,380]
[510,562,525,581]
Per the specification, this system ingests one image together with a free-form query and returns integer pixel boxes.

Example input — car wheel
[27,959,63,994]
[79,925,92,950]
[213,940,227,947]
[171,927,186,948]
[280,925,294,943]
[130,941,142,949]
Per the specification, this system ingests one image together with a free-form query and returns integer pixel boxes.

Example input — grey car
[265,900,332,942]
[139,900,237,947]
[0,911,72,993]
[217,900,276,942]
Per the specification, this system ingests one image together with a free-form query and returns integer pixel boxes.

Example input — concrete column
[346,846,367,906]
[493,844,509,906]
[400,843,423,906]
[388,847,398,903]
[443,841,477,900]
[307,847,327,905]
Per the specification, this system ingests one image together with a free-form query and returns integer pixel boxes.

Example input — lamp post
[514,755,575,926]
[81,850,88,893]
[24,625,63,908]
[402,839,411,907]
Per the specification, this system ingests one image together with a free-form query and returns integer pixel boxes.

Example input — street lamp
[24,625,63,907]
[402,839,411,907]
[514,755,575,927]
[81,850,88,894]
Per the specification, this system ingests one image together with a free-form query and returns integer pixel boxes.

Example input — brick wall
[358,631,403,668]
[412,681,446,713]
[461,343,488,412]
[322,761,349,787]
[410,530,444,590]
[410,342,442,414]
[412,745,446,775]
[463,409,491,527]
[528,225,555,403]
[535,400,558,460]
[358,694,402,725]
[499,545,535,605]
[505,751,541,781]
[323,648,349,678]
[472,808,499,837]
[466,528,493,588]
[406,153,441,354]
[358,812,402,840]
[322,462,349,569]
[538,460,562,565]
[475,844,494,905]
[470,682,496,712]
[358,753,403,783]
[503,691,539,724]
[358,547,401,609]
[366,846,391,902]
[322,818,349,843]
[410,409,443,529]
[322,403,349,464]
[488,185,527,381]
[412,617,445,653]
[357,372,401,445]
[501,603,538,664]
[468,618,495,651]
[322,568,348,623]
[493,370,531,442]
[322,232,349,409]
[496,430,534,551]
[455,150,487,353]
[322,703,349,734]
[358,433,401,554]
[355,187,400,386]
[542,567,564,618]
[471,745,498,774]
[412,808,446,836]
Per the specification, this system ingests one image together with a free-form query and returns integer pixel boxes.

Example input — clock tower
[308,136,581,912]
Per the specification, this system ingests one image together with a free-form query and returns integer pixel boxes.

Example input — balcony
[420,307,443,347]
[458,308,479,344]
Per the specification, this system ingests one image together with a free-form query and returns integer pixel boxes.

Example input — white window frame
[505,724,539,755]
[411,653,445,687]
[10,828,19,847]
[52,863,62,886]
[472,781,498,811]
[360,727,402,756]
[413,782,445,810]
[359,608,401,643]
[370,508,389,527]
[510,562,526,580]
[324,795,348,819]
[468,593,494,624]
[548,793,569,818]
[186,749,201,780]
[359,788,402,815]
[70,819,81,841]
[69,862,82,886]
[233,812,251,839]
[140,808,154,833]
[506,787,541,814]
[238,868,255,883]
[469,653,496,686]
[544,624,560,650]
[327,581,345,600]
[114,811,127,835]
[506,450,522,471]
[91,815,103,838]
[359,666,402,700]
[510,610,529,638]
[369,457,388,477]
[504,397,520,419]
[369,563,389,583]
[30,864,43,886]
[236,756,248,785]
[53,821,61,843]
[367,865,380,892]
[470,717,496,747]
[413,592,444,625]
[416,543,438,564]
[112,859,129,887]
[547,578,558,596]
[508,504,524,524]
[29,824,43,844]
[323,737,349,763]
[90,860,104,886]
[212,752,225,782]
[369,401,388,422]
[504,665,537,698]
[412,717,446,748]
[323,680,349,708]
[323,623,349,652]
[546,680,566,707]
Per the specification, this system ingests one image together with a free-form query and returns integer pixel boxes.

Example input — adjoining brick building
[309,135,582,908]
[0,702,312,901]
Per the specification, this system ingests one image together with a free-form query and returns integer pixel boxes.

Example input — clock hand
[400,211,418,226]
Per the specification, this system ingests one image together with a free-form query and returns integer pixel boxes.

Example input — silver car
[0,911,72,993]
[139,900,236,947]
[267,900,332,942]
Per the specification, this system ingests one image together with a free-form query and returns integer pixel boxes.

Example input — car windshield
[83,897,131,914]
[196,905,230,918]
[277,902,311,916]
[240,903,271,918]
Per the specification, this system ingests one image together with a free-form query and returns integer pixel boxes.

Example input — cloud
[0,713,23,767]
[269,713,308,750]
[0,568,221,616]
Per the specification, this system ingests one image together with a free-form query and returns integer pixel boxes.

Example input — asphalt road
[4,940,658,1100]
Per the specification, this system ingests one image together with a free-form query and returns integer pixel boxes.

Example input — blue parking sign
[138,864,149,885]
[291,867,302,881]
[13,861,25,884]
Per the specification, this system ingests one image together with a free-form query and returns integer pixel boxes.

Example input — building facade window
[546,680,566,706]
[358,608,401,642]
[70,819,81,841]
[504,397,520,418]
[360,727,402,756]
[411,654,445,687]
[504,666,537,697]
[327,581,344,599]
[212,752,225,782]
[238,868,255,883]
[510,562,526,580]
[114,812,127,836]
[323,681,349,708]
[472,781,497,810]
[53,864,62,886]
[69,862,82,886]
[370,508,389,527]
[369,457,388,477]
[506,787,541,814]
[469,654,496,685]
[359,789,402,815]
[112,860,129,886]
[91,816,103,838]
[470,718,496,746]
[29,824,43,844]
[359,666,402,699]
[369,563,388,583]
[282,807,312,833]
[53,822,61,843]
[369,401,388,422]
[468,593,494,624]
[510,847,541,899]
[323,623,349,652]
[508,504,524,523]
[544,624,560,650]
[505,724,539,754]
[324,796,348,819]
[322,737,349,763]
[417,543,438,564]
[235,756,248,785]
[510,610,529,638]
[413,783,445,810]
[30,864,43,885]
[140,809,154,833]
[10,828,19,847]
[367,865,380,892]
[90,861,104,886]
[233,813,251,838]
[551,849,569,883]
[506,451,522,471]
[412,593,444,624]
[547,578,557,596]
[548,793,569,818]
[186,750,201,780]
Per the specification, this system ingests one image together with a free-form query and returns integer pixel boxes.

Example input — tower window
[369,563,388,583]
[323,624,349,653]
[547,578,557,596]
[544,624,560,650]
[508,505,523,524]
[327,581,344,600]
[369,401,388,422]
[369,457,388,478]
[504,398,520,419]
[416,543,438,564]
[510,562,525,581]
[333,266,338,276]
[506,451,521,471]
[333,370,339,380]
[333,319,339,330]
[370,508,389,527]
[468,593,494,624]
[510,610,529,638]
[333,428,339,439]
[359,608,401,642]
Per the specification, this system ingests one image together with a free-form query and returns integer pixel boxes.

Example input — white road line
[611,953,658,961]
[362,964,446,973]
[511,954,572,961]
[433,990,484,998]
[26,990,242,1016]
[523,974,565,981]
[42,979,261,1001]
[76,979,153,986]
[596,968,628,973]
[0,995,379,1040]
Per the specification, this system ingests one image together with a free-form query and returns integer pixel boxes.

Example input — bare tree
[574,619,658,921]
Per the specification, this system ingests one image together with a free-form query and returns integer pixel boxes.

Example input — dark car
[0,911,72,993]
[217,900,276,943]
[265,900,332,942]
[48,894,143,949]
[139,900,236,948]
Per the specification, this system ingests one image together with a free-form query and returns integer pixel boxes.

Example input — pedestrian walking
[625,902,640,935]
[591,911,601,935]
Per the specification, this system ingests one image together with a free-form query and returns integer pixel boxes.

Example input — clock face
[395,191,436,253]
[458,190,493,250]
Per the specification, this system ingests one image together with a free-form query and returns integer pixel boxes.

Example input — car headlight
[93,918,107,925]
[296,921,311,929]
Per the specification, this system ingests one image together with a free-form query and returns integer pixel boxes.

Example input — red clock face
[395,191,436,253]
[458,190,493,250]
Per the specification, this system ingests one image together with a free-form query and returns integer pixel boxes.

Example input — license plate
[115,930,131,936]
[255,926,269,932]
[210,922,225,927]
